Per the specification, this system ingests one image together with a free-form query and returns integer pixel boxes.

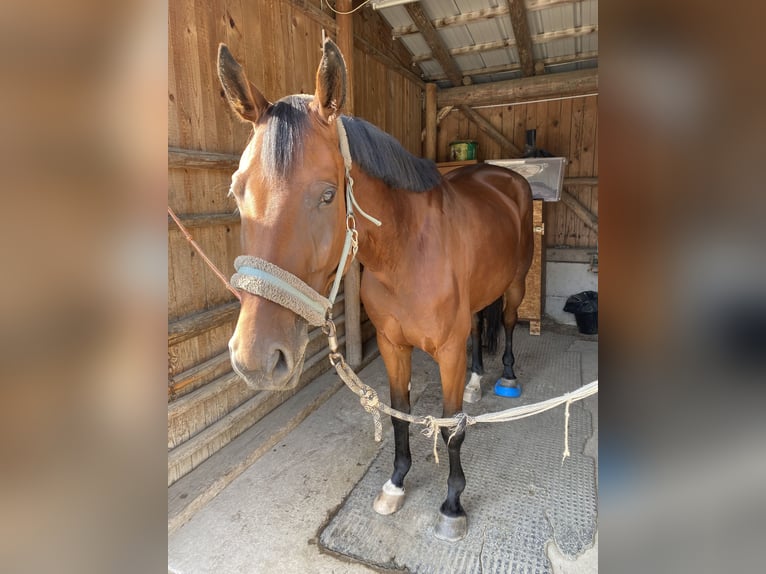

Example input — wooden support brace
[458,104,522,156]
[561,189,598,233]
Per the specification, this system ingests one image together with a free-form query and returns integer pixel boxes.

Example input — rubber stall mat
[319,329,596,573]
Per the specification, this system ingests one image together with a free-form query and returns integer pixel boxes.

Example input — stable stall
[168,1,598,569]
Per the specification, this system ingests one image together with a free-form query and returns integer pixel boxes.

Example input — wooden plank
[169,301,240,346]
[405,2,465,86]
[412,26,597,63]
[425,83,437,160]
[168,147,240,169]
[438,68,598,107]
[506,0,535,77]
[168,212,240,230]
[392,5,509,37]
[518,200,545,334]
[561,189,598,233]
[458,105,522,157]
[283,0,336,32]
[168,350,231,399]
[426,51,599,82]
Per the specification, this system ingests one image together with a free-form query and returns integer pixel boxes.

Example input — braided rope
[327,332,598,464]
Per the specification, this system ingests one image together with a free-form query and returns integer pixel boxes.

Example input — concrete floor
[168,322,597,573]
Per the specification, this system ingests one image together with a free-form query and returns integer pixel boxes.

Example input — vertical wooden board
[568,96,586,177]
[557,97,573,160]
[192,0,219,154]
[513,103,527,152]
[168,12,180,147]
[592,99,599,177]
[268,0,287,95]
[501,104,516,157]
[564,97,587,245]
[549,97,573,246]
[277,1,296,94]
[524,101,536,150]
[170,0,196,150]
[580,95,597,177]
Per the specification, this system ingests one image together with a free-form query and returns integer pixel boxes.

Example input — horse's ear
[314,38,347,123]
[217,44,270,123]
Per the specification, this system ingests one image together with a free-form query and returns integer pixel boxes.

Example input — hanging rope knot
[421,416,442,464]
[446,412,471,446]
[561,398,573,465]
[360,387,379,411]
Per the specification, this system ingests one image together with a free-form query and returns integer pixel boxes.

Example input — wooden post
[425,83,437,160]
[336,0,362,368]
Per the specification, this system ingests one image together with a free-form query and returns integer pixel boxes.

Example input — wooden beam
[169,302,240,347]
[391,1,579,38]
[425,83,437,160]
[427,52,599,82]
[353,36,424,87]
[506,0,535,77]
[564,176,598,186]
[392,5,509,38]
[405,2,466,86]
[283,0,336,32]
[168,212,240,230]
[458,105,522,156]
[337,0,362,369]
[420,105,453,141]
[526,0,578,12]
[560,189,598,233]
[411,25,598,63]
[169,147,239,170]
[438,68,598,107]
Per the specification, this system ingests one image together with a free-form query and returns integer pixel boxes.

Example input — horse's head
[218,39,350,390]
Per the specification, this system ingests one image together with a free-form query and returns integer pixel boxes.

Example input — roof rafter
[411,25,597,63]
[506,0,535,76]
[391,0,581,38]
[402,3,520,156]
[427,51,598,82]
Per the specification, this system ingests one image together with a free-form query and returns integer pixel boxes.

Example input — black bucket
[564,291,598,335]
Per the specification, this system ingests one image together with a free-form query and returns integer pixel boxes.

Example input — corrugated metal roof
[373,0,598,85]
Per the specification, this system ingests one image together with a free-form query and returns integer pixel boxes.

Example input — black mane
[258,95,441,192]
[339,115,441,192]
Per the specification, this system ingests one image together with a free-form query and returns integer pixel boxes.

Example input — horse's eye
[320,187,336,205]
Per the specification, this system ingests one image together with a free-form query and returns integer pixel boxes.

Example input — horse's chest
[360,273,461,350]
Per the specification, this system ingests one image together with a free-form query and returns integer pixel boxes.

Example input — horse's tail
[483,296,504,355]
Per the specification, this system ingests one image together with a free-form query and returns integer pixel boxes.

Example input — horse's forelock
[259,94,313,182]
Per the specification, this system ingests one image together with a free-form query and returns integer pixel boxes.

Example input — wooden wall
[168,0,423,486]
[436,95,599,249]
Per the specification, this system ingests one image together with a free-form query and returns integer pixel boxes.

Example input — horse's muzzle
[228,295,309,390]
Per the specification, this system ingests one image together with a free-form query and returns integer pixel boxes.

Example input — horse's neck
[352,171,418,275]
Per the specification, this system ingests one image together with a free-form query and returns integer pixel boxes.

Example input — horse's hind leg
[434,338,469,541]
[495,278,526,396]
[463,312,483,403]
[373,333,413,515]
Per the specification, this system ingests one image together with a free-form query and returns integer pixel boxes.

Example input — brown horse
[219,39,533,541]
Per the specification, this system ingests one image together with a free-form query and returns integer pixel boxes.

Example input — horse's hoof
[494,378,521,398]
[434,512,467,542]
[373,480,405,515]
[463,373,482,403]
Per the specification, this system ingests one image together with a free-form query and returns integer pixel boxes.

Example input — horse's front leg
[434,338,470,541]
[373,332,413,515]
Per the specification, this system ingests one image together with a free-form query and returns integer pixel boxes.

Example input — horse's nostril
[273,349,289,376]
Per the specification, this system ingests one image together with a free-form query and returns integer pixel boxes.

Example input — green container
[449,140,478,161]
